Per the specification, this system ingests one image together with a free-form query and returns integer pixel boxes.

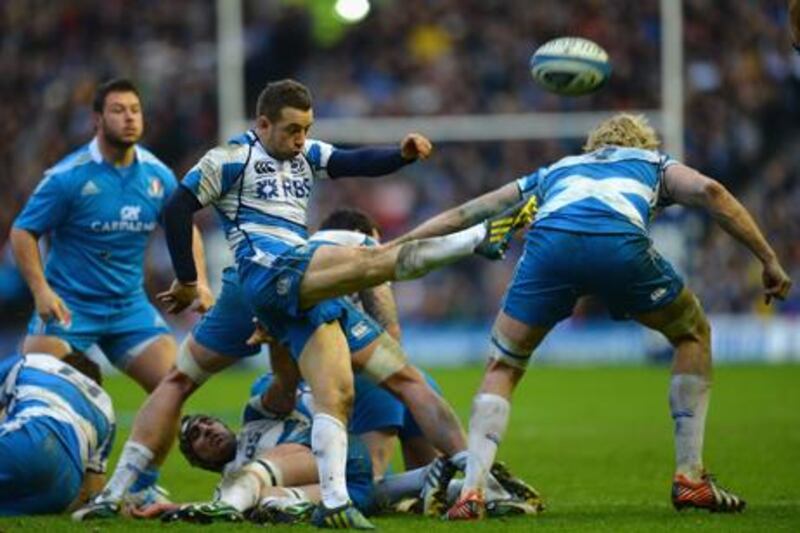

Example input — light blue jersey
[502,146,685,330]
[517,146,677,235]
[13,138,178,302]
[0,353,115,515]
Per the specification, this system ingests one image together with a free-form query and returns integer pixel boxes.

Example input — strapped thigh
[360,333,408,384]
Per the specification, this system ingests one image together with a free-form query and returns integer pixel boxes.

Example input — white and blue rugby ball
[530,37,611,96]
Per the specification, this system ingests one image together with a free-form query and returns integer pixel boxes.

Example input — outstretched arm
[327,133,432,178]
[664,164,792,303]
[389,182,521,246]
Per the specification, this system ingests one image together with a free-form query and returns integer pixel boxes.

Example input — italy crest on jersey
[148,177,164,198]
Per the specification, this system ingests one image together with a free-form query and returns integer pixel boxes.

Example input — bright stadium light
[334,0,370,23]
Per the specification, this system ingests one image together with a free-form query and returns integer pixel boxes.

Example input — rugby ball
[530,37,611,96]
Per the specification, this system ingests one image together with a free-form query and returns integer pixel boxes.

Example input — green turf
[2,364,799,531]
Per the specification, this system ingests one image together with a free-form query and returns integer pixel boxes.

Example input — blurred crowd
[1,0,798,333]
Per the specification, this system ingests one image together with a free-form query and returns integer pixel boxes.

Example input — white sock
[100,441,154,502]
[462,394,510,496]
[670,374,710,480]
[312,413,350,508]
[260,487,310,508]
[217,460,279,512]
[395,225,486,281]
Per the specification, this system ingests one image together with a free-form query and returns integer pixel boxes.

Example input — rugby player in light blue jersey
[10,78,212,505]
[0,352,115,515]
[385,113,792,519]
[85,79,509,528]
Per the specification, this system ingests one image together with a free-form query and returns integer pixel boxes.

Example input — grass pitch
[1,364,798,532]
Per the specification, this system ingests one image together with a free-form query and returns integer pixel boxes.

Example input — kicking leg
[299,224,488,309]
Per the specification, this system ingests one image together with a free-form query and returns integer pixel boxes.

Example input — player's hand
[195,283,215,314]
[157,280,199,314]
[400,133,433,161]
[246,320,275,346]
[129,502,180,519]
[33,285,72,327]
[762,258,792,305]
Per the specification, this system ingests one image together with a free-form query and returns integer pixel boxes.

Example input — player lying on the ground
[0,352,114,515]
[249,369,440,480]
[130,409,373,525]
[131,376,541,525]
[387,113,793,519]
[259,371,543,518]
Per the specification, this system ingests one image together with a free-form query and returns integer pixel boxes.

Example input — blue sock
[129,467,159,493]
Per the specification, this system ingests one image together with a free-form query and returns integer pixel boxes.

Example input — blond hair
[583,113,660,152]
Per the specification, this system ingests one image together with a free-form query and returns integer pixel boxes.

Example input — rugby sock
[449,450,509,500]
[101,441,154,502]
[670,374,710,481]
[395,225,486,281]
[312,413,351,508]
[462,394,510,496]
[259,488,311,509]
[129,466,159,493]
[218,460,280,512]
[373,466,428,506]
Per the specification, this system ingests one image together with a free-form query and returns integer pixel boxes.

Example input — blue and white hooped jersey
[223,407,311,476]
[516,146,678,235]
[0,354,115,474]
[13,138,178,301]
[181,130,335,259]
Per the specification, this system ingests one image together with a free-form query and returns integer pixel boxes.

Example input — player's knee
[488,331,533,372]
[691,312,711,347]
[315,379,354,417]
[661,293,711,349]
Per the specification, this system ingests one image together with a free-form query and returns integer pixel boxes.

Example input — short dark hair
[178,414,232,472]
[256,79,312,122]
[319,208,381,237]
[92,78,140,113]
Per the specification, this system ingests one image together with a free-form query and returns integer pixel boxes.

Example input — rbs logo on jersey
[255,177,311,200]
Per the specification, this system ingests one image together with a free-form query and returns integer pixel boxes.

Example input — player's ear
[256,115,271,132]
[92,111,103,131]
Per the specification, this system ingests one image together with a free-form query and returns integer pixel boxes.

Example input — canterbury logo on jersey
[254,160,277,174]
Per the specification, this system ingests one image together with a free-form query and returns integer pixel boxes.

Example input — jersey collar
[89,137,142,166]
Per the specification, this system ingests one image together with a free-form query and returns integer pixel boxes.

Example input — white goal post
[217,0,683,159]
